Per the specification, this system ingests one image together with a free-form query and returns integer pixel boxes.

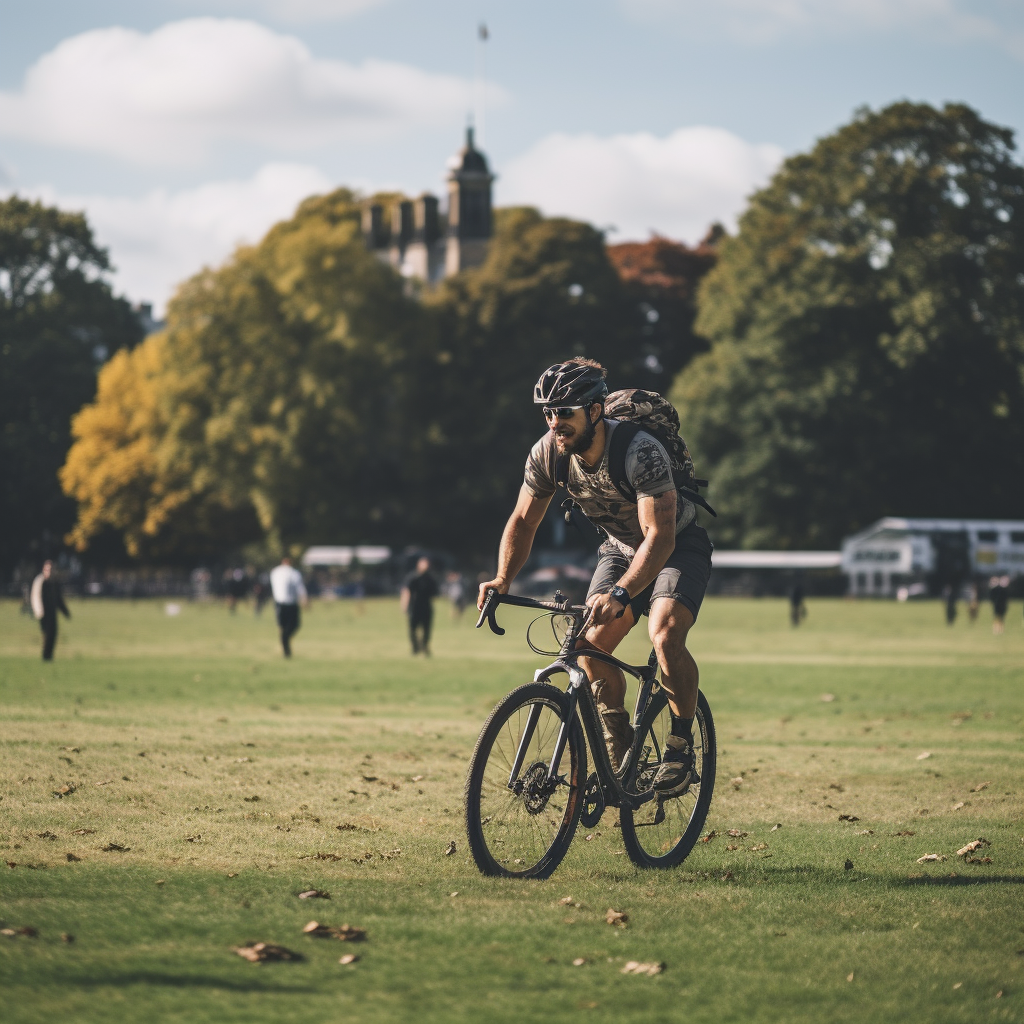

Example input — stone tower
[445,126,495,276]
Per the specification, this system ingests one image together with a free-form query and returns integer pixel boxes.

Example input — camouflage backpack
[555,388,716,524]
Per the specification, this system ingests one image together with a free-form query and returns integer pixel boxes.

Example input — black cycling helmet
[533,361,608,407]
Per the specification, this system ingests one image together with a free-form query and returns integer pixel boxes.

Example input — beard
[554,413,598,456]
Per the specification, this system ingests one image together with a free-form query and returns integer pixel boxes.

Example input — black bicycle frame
[478,590,661,812]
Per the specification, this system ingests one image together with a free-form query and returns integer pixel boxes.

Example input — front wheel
[620,689,716,869]
[465,682,586,878]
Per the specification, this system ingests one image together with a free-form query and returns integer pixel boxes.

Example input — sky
[2,0,1023,314]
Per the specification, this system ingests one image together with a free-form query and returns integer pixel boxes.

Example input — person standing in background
[270,556,307,657]
[789,580,805,627]
[990,575,1010,634]
[402,557,439,655]
[31,560,70,661]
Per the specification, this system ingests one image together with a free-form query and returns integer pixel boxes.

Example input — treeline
[50,199,714,563]
[4,100,1024,569]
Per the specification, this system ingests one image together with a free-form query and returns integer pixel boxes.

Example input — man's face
[42,561,53,578]
[417,557,431,574]
[547,405,596,456]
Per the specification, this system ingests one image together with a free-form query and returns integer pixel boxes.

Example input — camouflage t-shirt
[524,420,696,557]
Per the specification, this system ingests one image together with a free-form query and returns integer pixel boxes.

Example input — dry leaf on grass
[726,844,740,851]
[965,856,993,864]
[916,752,931,760]
[61,933,74,943]
[698,831,718,843]
[838,814,860,822]
[820,694,835,703]
[621,961,664,976]
[71,828,96,836]
[605,909,628,927]
[956,838,991,857]
[303,921,367,942]
[770,823,782,831]
[65,853,82,862]
[726,829,749,838]
[411,775,424,782]
[847,972,855,982]
[52,785,76,798]
[339,954,359,965]
[37,831,58,840]
[730,777,744,789]
[1,926,38,938]
[916,854,947,863]
[298,890,330,899]
[100,843,130,852]
[572,958,587,966]
[972,782,990,793]
[855,829,875,836]
[444,841,456,856]
[558,896,575,905]
[952,802,965,810]
[233,942,301,963]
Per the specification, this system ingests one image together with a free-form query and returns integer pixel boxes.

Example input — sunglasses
[543,405,584,422]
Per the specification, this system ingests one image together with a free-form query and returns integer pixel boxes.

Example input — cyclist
[477,359,713,795]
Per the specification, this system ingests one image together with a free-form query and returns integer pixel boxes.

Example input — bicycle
[464,588,717,878]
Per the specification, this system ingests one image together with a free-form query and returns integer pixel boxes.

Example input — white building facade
[841,517,1024,597]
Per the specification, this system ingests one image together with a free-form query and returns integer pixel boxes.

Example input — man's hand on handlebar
[477,578,509,610]
[587,590,629,626]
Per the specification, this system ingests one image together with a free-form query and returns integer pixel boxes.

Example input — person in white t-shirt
[269,557,308,657]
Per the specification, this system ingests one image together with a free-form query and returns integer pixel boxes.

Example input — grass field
[1,594,1022,1024]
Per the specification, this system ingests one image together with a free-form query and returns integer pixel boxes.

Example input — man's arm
[400,586,410,614]
[589,489,677,625]
[477,485,552,609]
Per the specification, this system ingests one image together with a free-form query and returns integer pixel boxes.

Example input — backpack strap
[554,451,570,490]
[607,421,642,504]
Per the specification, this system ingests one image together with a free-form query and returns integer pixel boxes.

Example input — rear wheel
[465,682,586,879]
[620,689,716,869]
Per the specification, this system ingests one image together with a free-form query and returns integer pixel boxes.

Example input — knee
[650,614,690,660]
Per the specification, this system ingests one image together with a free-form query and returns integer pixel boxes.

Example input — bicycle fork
[507,676,582,792]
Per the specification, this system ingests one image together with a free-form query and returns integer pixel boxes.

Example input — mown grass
[1,595,1022,1024]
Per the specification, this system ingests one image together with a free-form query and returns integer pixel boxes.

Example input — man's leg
[421,609,433,656]
[41,618,57,661]
[409,615,420,654]
[648,598,697,718]
[578,612,636,771]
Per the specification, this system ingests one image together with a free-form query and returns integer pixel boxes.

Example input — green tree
[0,196,142,571]
[675,102,1024,549]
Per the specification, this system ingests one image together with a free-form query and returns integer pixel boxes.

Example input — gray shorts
[586,525,714,622]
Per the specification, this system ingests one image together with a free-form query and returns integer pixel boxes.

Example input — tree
[62,189,437,559]
[607,230,718,389]
[0,196,142,571]
[674,102,1024,550]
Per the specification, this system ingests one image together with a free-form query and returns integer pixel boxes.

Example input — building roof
[447,127,493,178]
[843,517,1024,546]
[711,550,842,569]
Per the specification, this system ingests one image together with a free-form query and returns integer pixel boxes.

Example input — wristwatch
[609,586,630,618]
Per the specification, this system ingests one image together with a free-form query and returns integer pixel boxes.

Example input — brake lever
[475,588,505,636]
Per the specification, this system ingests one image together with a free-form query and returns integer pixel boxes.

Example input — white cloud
[621,0,1024,57]
[500,126,784,244]
[0,18,497,164]
[12,163,334,315]
[236,0,388,22]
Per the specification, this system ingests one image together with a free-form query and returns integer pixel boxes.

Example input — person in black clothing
[789,581,805,627]
[990,575,1010,634]
[31,561,71,661]
[402,557,439,655]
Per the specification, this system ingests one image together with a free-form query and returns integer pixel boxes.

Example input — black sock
[670,714,693,743]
